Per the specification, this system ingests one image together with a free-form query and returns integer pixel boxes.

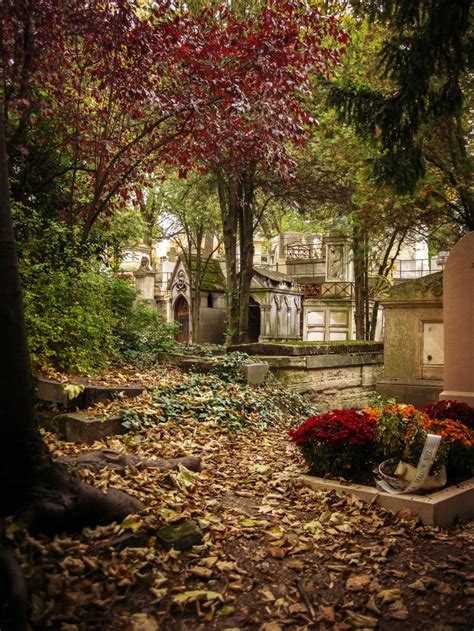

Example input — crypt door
[248,297,261,343]
[174,295,190,342]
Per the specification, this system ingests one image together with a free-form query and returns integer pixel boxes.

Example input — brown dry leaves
[10,368,474,630]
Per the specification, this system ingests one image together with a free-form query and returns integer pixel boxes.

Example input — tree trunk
[216,166,257,344]
[352,228,366,340]
[190,233,202,343]
[217,172,239,343]
[368,228,406,340]
[0,103,141,534]
[238,173,255,343]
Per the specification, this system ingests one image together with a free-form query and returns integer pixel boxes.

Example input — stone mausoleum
[376,272,444,407]
[168,258,227,343]
[167,259,303,344]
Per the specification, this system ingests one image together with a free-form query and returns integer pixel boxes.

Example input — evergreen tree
[328,0,473,230]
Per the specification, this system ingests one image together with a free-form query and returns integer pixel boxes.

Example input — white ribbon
[376,433,442,494]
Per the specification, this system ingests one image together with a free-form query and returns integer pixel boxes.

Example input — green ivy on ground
[121,371,315,433]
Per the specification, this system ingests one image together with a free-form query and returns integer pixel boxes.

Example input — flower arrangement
[364,403,430,465]
[290,399,474,486]
[288,409,377,478]
[421,400,474,429]
[422,417,474,477]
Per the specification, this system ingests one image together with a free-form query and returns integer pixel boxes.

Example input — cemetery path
[8,396,474,630]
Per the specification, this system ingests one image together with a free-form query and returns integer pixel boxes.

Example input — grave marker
[439,232,474,405]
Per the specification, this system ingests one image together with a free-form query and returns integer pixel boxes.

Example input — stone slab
[228,342,383,357]
[36,377,75,406]
[240,363,269,385]
[55,412,125,444]
[306,352,384,370]
[376,379,443,407]
[301,475,474,527]
[35,377,144,409]
[81,385,145,408]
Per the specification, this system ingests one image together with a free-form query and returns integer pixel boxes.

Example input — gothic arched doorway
[248,297,261,343]
[174,295,190,342]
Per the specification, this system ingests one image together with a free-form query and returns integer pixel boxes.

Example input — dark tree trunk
[216,167,257,345]
[238,172,255,343]
[352,227,366,340]
[0,103,141,534]
[190,230,202,343]
[217,171,239,343]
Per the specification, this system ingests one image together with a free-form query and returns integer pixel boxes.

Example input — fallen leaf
[319,604,335,622]
[189,566,213,578]
[346,610,378,628]
[346,575,371,592]
[269,547,287,559]
[172,590,223,606]
[127,613,159,631]
[121,515,143,533]
[377,588,401,604]
[388,600,409,620]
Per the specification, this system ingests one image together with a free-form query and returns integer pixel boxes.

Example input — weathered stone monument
[376,272,444,407]
[439,232,474,405]
[134,256,156,302]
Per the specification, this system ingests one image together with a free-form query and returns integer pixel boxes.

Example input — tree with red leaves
[2,0,198,251]
[0,0,345,540]
[0,0,210,548]
[163,1,347,342]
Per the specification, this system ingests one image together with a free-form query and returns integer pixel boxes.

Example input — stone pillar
[439,232,474,405]
[260,303,271,339]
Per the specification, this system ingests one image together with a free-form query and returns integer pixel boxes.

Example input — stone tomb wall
[263,348,384,411]
[376,272,444,408]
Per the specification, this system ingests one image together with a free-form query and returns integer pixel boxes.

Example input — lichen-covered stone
[156,520,203,551]
[240,362,269,385]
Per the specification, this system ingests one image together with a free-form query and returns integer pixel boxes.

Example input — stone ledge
[300,475,474,527]
[54,412,125,444]
[228,342,384,357]
[261,353,383,370]
[240,362,269,385]
[36,376,145,409]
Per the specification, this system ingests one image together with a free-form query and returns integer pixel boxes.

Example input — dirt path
[10,418,474,630]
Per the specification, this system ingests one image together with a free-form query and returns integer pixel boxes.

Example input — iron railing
[286,243,324,260]
[301,282,354,299]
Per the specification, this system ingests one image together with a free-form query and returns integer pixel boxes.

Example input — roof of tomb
[381,271,443,306]
[189,258,226,292]
[252,266,294,285]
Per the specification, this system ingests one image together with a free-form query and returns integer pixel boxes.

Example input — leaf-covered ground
[9,367,474,630]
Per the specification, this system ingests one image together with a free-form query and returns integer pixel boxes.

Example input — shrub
[111,278,178,362]
[23,264,117,373]
[121,372,310,433]
[289,410,377,478]
[421,400,474,429]
[214,352,254,383]
[23,267,177,374]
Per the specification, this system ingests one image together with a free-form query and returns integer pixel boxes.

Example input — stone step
[53,411,125,444]
[35,376,145,409]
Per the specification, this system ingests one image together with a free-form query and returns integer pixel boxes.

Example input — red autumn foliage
[163,1,346,178]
